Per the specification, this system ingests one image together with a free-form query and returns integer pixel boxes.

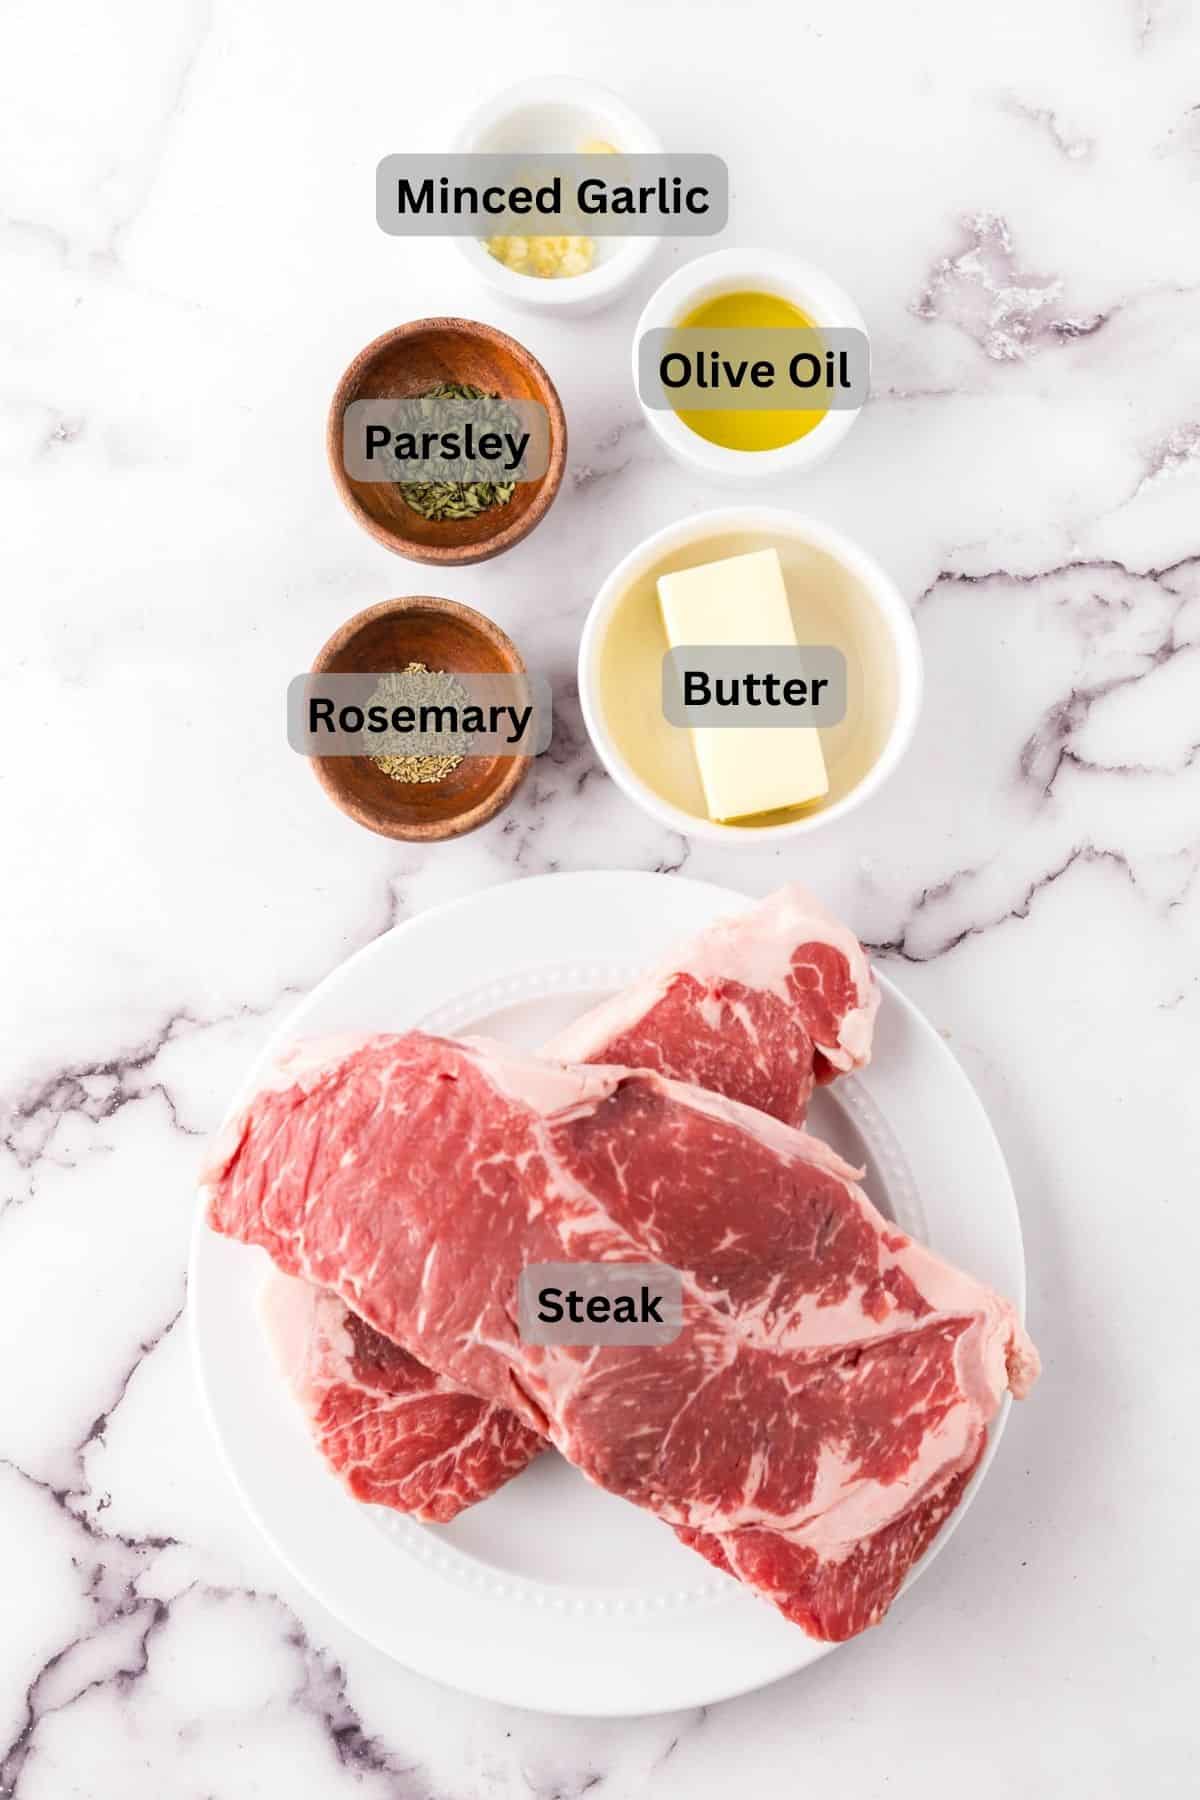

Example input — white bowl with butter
[633,250,868,479]
[578,509,922,844]
[450,78,664,316]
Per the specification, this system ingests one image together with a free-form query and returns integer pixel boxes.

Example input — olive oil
[675,291,827,452]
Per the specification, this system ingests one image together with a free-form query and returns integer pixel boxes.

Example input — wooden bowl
[309,597,532,841]
[327,319,567,566]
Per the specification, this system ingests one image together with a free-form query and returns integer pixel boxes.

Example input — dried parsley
[394,382,519,522]
[367,662,472,784]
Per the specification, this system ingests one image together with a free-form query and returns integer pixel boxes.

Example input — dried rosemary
[367,663,472,784]
[394,382,518,522]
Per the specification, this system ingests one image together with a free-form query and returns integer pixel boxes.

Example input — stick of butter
[656,548,829,823]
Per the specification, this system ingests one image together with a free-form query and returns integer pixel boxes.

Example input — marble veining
[913,213,1108,361]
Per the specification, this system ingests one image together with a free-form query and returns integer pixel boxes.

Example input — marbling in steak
[259,1273,542,1522]
[263,883,878,1521]
[206,1033,1037,1641]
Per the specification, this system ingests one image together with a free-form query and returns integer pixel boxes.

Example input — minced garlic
[485,234,596,279]
[484,139,617,280]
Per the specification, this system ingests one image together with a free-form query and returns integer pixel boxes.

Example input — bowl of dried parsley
[308,596,533,841]
[327,318,567,565]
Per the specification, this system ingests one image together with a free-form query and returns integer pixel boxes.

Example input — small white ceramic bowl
[579,508,921,845]
[632,250,868,480]
[450,78,664,317]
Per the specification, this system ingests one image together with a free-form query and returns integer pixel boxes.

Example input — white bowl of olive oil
[578,509,921,845]
[632,250,868,478]
[450,78,664,316]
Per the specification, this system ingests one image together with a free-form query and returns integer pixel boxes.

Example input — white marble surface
[2,0,1198,1792]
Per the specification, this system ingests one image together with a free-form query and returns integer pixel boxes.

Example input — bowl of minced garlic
[451,77,665,314]
[485,139,617,282]
[308,596,532,842]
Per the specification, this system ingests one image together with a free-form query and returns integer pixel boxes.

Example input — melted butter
[596,533,897,829]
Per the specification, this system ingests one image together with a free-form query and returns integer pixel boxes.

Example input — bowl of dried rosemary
[327,318,567,565]
[308,596,533,841]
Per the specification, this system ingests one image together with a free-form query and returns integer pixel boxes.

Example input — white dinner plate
[190,871,1028,1716]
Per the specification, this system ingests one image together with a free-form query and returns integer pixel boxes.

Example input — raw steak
[265,882,879,1521]
[547,880,877,1115]
[206,1033,1038,1642]
[259,1274,542,1522]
